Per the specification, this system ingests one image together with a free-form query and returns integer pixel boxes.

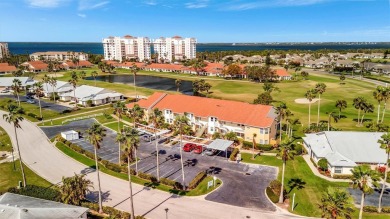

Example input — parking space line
[160,168,176,178]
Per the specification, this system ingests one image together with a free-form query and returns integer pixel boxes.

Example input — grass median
[55,141,219,196]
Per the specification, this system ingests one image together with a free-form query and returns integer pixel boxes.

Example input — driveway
[41,119,278,211]
[1,94,71,112]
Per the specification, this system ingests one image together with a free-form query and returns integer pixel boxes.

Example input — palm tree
[49,77,57,102]
[130,64,140,100]
[252,133,257,160]
[175,79,182,92]
[335,99,347,119]
[360,101,374,126]
[121,126,139,219]
[129,104,144,174]
[373,86,385,124]
[32,82,44,120]
[42,74,50,97]
[381,87,390,123]
[327,112,339,131]
[351,165,380,219]
[86,123,106,213]
[315,83,326,125]
[377,133,390,213]
[11,79,22,106]
[353,97,365,125]
[275,102,288,142]
[60,173,93,206]
[149,108,164,181]
[278,143,295,203]
[263,82,280,94]
[318,187,355,219]
[69,71,78,108]
[288,118,300,138]
[79,70,87,79]
[91,71,98,86]
[113,101,126,164]
[173,114,191,189]
[3,104,26,187]
[305,89,317,126]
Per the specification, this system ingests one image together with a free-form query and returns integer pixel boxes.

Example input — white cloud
[77,13,87,18]
[78,0,110,10]
[25,0,71,8]
[144,0,157,6]
[185,0,209,9]
[223,0,331,11]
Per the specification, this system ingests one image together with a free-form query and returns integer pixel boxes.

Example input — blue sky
[1,0,390,42]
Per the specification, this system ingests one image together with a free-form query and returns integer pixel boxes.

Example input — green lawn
[0,126,12,152]
[185,176,222,196]
[0,161,52,193]
[104,121,127,132]
[38,108,110,126]
[55,142,219,196]
[241,153,390,218]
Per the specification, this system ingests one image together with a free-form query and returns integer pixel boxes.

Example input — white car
[26,99,35,104]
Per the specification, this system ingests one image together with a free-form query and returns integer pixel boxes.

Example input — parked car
[193,145,204,154]
[26,99,35,104]
[183,143,196,152]
[1,89,10,93]
[204,148,217,156]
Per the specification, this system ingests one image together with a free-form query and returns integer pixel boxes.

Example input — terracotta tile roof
[119,62,147,68]
[0,63,17,72]
[204,62,224,74]
[275,69,290,77]
[145,63,184,71]
[78,60,93,67]
[27,61,48,70]
[127,92,276,127]
[104,60,120,67]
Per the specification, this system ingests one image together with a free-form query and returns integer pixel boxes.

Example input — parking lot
[41,119,278,211]
[1,94,71,112]
[349,186,390,207]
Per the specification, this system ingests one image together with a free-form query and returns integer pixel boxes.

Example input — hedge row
[189,171,207,189]
[8,185,61,202]
[363,206,390,213]
[229,148,240,161]
[159,177,183,190]
[138,172,158,183]
[81,202,139,219]
[242,141,274,151]
[332,174,353,179]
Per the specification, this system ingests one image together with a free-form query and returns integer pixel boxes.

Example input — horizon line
[3,41,390,44]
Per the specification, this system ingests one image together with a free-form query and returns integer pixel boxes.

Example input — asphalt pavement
[0,94,71,112]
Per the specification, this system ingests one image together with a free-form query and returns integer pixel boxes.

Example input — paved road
[0,111,305,219]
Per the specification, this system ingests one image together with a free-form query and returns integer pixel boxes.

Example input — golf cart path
[0,110,305,219]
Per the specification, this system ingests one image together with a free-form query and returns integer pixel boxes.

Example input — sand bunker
[294,98,319,104]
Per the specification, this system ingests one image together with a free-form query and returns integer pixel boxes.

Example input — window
[265,140,268,144]
[265,128,269,134]
[210,127,214,132]
[260,128,264,134]
[260,139,264,144]
[335,167,342,174]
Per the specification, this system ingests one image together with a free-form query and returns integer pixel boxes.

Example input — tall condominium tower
[0,43,10,59]
[153,36,196,63]
[102,35,151,62]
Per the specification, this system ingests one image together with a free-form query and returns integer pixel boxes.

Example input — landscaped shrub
[292,144,303,155]
[105,162,122,173]
[269,180,282,196]
[62,109,72,114]
[8,185,61,202]
[27,112,37,118]
[363,206,378,213]
[65,141,72,146]
[266,187,279,203]
[382,207,390,213]
[318,158,328,171]
[188,171,207,190]
[332,174,353,179]
[81,202,134,218]
[138,172,158,183]
[242,141,273,151]
[160,177,183,190]
[229,148,240,161]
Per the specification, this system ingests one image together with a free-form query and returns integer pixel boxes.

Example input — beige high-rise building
[0,43,10,59]
[102,35,151,62]
[153,36,196,63]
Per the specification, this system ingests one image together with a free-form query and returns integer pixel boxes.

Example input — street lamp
[164,208,169,219]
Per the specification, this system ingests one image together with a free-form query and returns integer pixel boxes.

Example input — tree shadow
[287,178,306,194]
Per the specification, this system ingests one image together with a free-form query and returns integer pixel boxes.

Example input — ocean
[7,42,390,55]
